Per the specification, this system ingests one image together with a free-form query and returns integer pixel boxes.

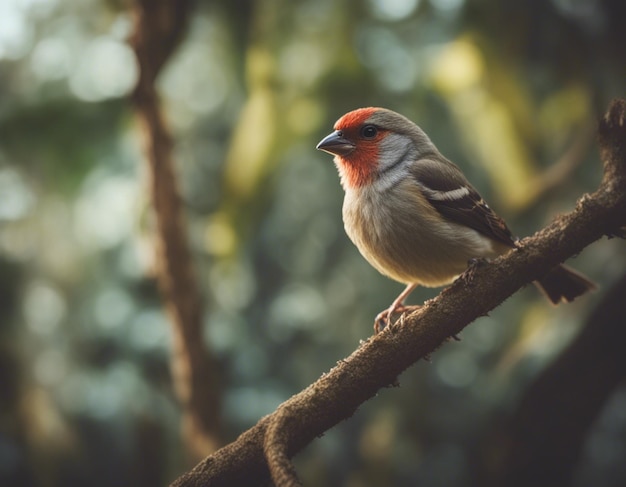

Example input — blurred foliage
[1,0,625,486]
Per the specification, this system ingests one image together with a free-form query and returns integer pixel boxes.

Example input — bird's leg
[374,283,418,333]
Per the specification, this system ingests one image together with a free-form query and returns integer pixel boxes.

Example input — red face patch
[334,107,378,131]
[332,108,386,188]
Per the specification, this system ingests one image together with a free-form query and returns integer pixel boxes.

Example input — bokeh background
[1,0,625,486]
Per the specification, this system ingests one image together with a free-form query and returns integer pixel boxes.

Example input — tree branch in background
[520,120,596,213]
[170,100,626,486]
[480,271,626,487]
[130,0,223,459]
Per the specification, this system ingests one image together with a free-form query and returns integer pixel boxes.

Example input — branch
[170,99,626,486]
[481,270,626,487]
[520,120,595,213]
[265,409,303,487]
[129,0,223,458]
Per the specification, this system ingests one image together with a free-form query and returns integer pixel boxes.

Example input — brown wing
[410,157,517,248]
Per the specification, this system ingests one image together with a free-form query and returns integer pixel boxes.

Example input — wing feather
[410,158,516,248]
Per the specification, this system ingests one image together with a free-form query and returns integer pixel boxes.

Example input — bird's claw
[374,308,397,333]
[607,227,626,239]
[463,257,489,284]
[374,304,416,333]
[374,307,402,333]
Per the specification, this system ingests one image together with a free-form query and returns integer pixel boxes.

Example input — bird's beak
[316,130,355,156]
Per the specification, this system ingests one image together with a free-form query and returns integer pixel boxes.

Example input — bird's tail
[534,264,595,304]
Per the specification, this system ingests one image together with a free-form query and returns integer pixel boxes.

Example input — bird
[316,107,594,333]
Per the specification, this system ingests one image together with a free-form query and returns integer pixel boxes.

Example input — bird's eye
[360,125,378,139]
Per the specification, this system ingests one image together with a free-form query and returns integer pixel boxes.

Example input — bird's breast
[342,181,497,286]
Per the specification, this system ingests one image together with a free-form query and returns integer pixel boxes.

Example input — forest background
[1,0,625,486]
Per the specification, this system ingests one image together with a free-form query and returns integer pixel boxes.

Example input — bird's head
[316,107,436,189]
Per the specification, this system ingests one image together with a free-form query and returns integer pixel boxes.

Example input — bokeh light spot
[69,36,137,102]
[23,280,66,335]
[368,0,421,21]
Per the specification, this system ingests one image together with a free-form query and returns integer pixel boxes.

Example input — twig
[520,121,595,212]
[264,406,303,487]
[480,271,626,487]
[129,0,223,459]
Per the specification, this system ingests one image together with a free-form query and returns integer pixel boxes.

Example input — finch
[317,107,594,332]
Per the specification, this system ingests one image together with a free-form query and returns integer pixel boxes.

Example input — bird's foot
[375,304,407,333]
[374,304,421,333]
[463,257,489,284]
[607,226,626,239]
